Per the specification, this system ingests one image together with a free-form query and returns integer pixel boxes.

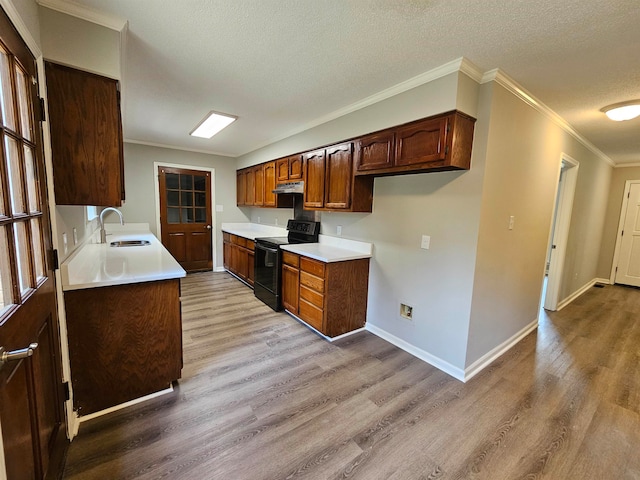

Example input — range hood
[273,181,303,194]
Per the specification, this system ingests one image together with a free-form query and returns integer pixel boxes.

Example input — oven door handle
[256,244,279,255]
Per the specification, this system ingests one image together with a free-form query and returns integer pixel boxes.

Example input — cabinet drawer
[282,251,299,267]
[300,284,324,309]
[246,240,255,252]
[232,235,248,248]
[300,256,325,277]
[299,299,323,331]
[300,271,324,293]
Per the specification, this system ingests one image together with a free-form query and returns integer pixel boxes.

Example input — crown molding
[0,0,42,57]
[614,162,640,168]
[37,0,127,31]
[244,57,477,156]
[482,68,615,167]
[124,139,236,158]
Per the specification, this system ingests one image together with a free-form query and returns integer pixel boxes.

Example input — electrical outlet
[215,204,223,212]
[275,218,278,226]
[337,225,342,236]
[62,232,68,255]
[73,227,78,245]
[400,303,413,320]
[421,235,430,250]
[257,216,261,224]
[508,215,515,230]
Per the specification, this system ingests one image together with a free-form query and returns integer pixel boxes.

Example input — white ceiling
[39,0,640,164]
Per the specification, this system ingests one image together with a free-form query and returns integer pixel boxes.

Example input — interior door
[158,166,213,272]
[0,7,67,479]
[615,182,640,287]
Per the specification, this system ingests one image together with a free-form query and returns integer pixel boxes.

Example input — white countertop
[221,222,288,240]
[61,229,186,291]
[281,234,373,263]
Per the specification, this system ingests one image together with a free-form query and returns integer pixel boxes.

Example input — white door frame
[153,162,217,271]
[544,154,579,311]
[609,179,640,283]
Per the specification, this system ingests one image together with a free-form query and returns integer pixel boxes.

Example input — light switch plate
[337,225,342,236]
[215,204,223,212]
[421,235,430,250]
[72,227,78,245]
[62,232,68,255]
[508,215,515,230]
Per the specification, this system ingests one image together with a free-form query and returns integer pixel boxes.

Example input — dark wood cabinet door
[276,158,289,182]
[303,150,326,209]
[45,61,124,206]
[247,250,255,286]
[395,116,448,167]
[289,155,303,180]
[282,264,300,314]
[236,170,246,206]
[355,131,395,172]
[325,143,353,210]
[245,168,256,206]
[263,162,276,207]
[223,240,230,269]
[254,165,264,206]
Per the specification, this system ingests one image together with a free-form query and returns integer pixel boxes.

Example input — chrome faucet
[99,207,124,243]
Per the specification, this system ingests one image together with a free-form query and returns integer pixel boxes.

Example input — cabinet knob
[206,225,212,230]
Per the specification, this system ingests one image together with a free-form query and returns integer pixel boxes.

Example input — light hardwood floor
[62,272,640,479]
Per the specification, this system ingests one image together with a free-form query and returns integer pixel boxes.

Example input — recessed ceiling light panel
[190,111,237,138]
[601,100,640,122]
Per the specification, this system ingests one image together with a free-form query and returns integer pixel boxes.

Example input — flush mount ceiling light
[190,111,237,138]
[601,100,640,121]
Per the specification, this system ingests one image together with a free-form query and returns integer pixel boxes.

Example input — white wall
[39,6,120,78]
[465,81,613,367]
[116,143,246,270]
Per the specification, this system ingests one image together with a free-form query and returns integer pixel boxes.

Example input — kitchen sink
[110,240,151,247]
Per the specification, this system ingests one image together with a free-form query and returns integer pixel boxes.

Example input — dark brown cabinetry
[281,252,370,338]
[245,168,256,206]
[282,251,300,314]
[64,279,182,415]
[354,111,475,176]
[253,165,264,207]
[45,62,125,206]
[236,170,246,206]
[263,161,276,207]
[303,142,373,212]
[276,155,304,182]
[303,149,326,209]
[223,233,255,286]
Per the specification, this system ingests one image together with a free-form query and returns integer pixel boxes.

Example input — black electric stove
[254,220,320,311]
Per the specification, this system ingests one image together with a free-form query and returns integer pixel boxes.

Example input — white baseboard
[77,386,174,425]
[463,318,538,382]
[557,277,598,311]
[214,266,225,273]
[365,324,466,381]
[595,277,610,285]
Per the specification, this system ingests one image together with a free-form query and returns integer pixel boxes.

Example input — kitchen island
[61,226,186,416]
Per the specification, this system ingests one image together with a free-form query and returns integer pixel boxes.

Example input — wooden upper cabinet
[254,165,264,206]
[289,155,303,180]
[395,116,447,167]
[354,131,395,171]
[245,167,256,206]
[324,143,353,210]
[355,111,475,176]
[276,157,289,182]
[45,62,124,206]
[303,149,326,209]
[236,170,246,206]
[263,161,276,207]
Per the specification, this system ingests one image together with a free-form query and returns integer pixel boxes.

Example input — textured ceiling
[41,0,640,163]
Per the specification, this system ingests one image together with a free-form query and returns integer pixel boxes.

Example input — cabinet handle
[0,343,38,366]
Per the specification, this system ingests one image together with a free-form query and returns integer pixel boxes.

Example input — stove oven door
[254,242,282,310]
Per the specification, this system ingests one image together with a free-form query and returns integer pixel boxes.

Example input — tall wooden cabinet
[45,62,124,206]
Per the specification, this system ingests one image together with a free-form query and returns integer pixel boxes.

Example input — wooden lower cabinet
[281,252,369,338]
[223,233,255,286]
[64,279,182,416]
